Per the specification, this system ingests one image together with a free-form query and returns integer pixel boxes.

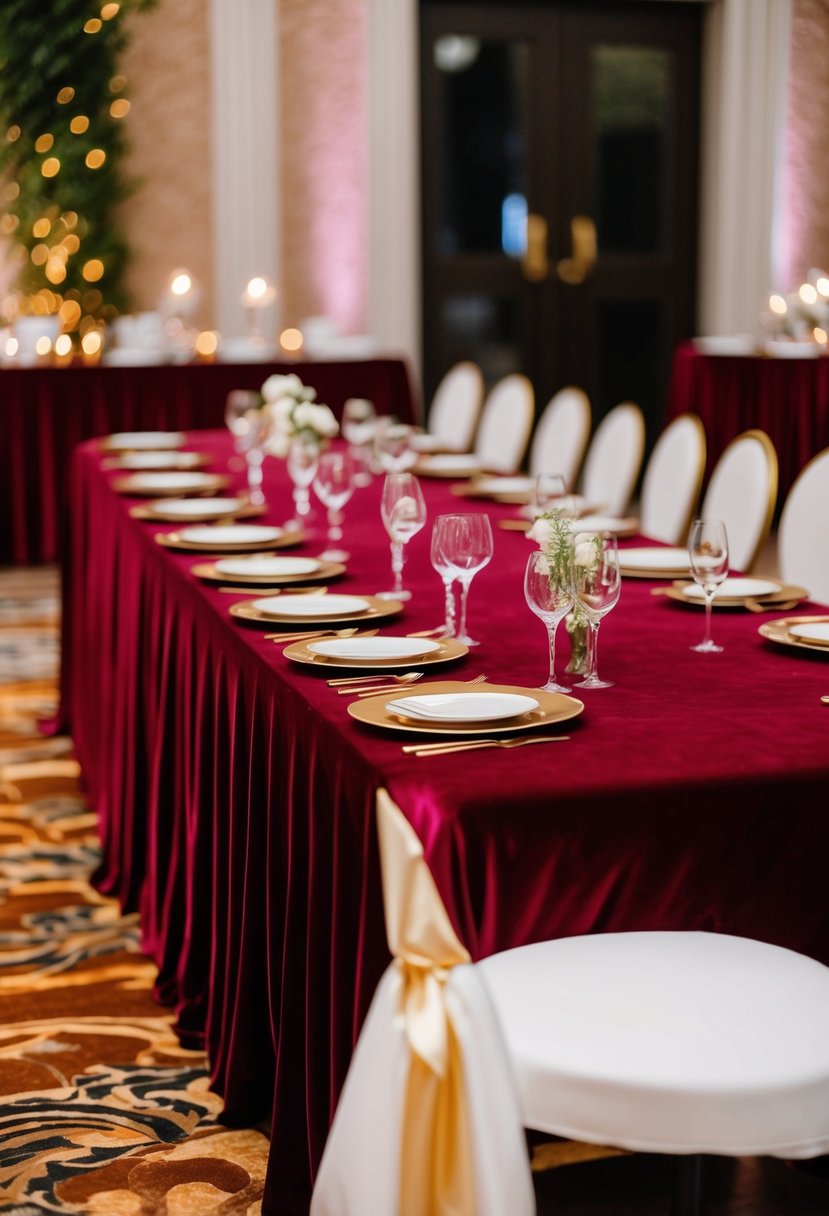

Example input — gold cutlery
[219,585,320,596]
[336,672,424,695]
[403,735,570,757]
[745,597,800,613]
[355,673,487,699]
[406,627,449,638]
[328,671,422,688]
[266,627,378,642]
[821,696,829,705]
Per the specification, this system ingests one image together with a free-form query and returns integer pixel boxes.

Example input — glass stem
[546,619,559,686]
[704,591,714,647]
[327,508,342,545]
[442,578,456,637]
[293,486,310,520]
[587,619,600,681]
[246,449,264,504]
[390,540,405,597]
[457,578,471,640]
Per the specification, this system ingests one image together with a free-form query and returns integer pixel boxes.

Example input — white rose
[293,401,317,429]
[265,429,290,458]
[261,372,302,402]
[311,403,339,437]
[574,538,598,568]
[526,517,554,548]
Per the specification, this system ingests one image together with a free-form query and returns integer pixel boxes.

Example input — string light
[84,17,103,33]
[70,115,90,135]
[41,157,61,178]
[35,336,53,356]
[101,2,121,18]
[195,330,219,356]
[32,219,51,238]
[81,330,102,355]
[82,259,104,282]
[55,334,73,357]
[57,86,75,104]
[85,149,106,169]
[280,328,303,352]
[34,134,54,153]
[109,99,130,118]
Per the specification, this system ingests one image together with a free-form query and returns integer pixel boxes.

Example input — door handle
[557,215,597,285]
[521,213,549,282]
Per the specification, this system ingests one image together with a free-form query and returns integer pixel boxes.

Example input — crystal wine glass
[313,450,355,561]
[378,472,427,600]
[225,389,267,504]
[525,473,578,522]
[430,517,459,638]
[342,398,376,486]
[286,437,320,531]
[524,549,574,692]
[572,532,621,689]
[688,518,729,653]
[375,422,417,472]
[435,513,493,646]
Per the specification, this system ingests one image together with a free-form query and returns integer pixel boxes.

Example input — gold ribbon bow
[377,790,475,1216]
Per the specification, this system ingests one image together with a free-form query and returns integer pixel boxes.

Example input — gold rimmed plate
[229,594,404,628]
[191,557,345,585]
[100,430,186,452]
[663,578,808,609]
[348,679,584,736]
[103,451,211,472]
[413,454,486,479]
[112,471,229,497]
[283,635,468,670]
[132,499,266,523]
[759,615,829,655]
[156,527,304,553]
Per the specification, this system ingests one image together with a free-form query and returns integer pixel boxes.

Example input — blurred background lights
[35,336,52,356]
[170,271,192,296]
[109,98,130,119]
[799,283,818,305]
[5,338,19,357]
[84,18,103,34]
[81,330,102,355]
[83,258,104,282]
[57,86,75,104]
[769,293,788,315]
[69,115,90,134]
[41,157,61,178]
[101,2,121,18]
[34,134,54,153]
[55,334,72,357]
[85,148,106,169]
[280,327,303,352]
[195,330,219,356]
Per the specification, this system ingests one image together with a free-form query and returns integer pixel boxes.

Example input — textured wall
[781,0,829,287]
[118,0,214,327]
[279,0,368,334]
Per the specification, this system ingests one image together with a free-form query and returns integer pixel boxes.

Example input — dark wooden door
[420,0,702,440]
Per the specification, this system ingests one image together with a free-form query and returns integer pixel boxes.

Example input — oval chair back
[529,386,591,487]
[640,413,707,544]
[580,401,646,515]
[700,429,778,572]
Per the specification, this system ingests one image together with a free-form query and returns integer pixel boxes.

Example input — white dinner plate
[112,450,204,470]
[568,514,638,535]
[788,622,829,646]
[251,594,371,619]
[309,637,442,661]
[764,340,823,359]
[681,577,779,601]
[385,691,539,724]
[618,547,691,572]
[104,431,186,451]
[179,524,284,546]
[118,471,218,493]
[476,475,536,495]
[410,433,448,453]
[214,555,320,577]
[147,497,245,520]
[692,335,757,357]
[418,454,483,476]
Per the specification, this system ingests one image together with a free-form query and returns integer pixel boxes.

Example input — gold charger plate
[450,480,533,504]
[348,680,584,737]
[413,460,487,480]
[132,501,266,522]
[663,580,808,609]
[283,636,468,670]
[758,614,829,655]
[229,594,404,627]
[155,529,304,553]
[112,473,229,497]
[620,565,691,580]
[191,558,346,585]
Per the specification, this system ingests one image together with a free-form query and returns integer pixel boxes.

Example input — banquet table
[668,341,829,504]
[0,356,415,566]
[58,433,829,1215]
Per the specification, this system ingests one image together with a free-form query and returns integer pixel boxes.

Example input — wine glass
[572,532,621,689]
[524,549,574,692]
[286,437,320,531]
[378,472,427,600]
[342,398,376,486]
[434,513,493,646]
[525,472,578,521]
[313,450,355,561]
[375,422,417,472]
[430,517,459,637]
[225,389,267,504]
[688,518,729,653]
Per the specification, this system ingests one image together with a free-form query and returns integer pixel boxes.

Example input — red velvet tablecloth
[668,341,829,503]
[59,433,829,1214]
[0,358,415,565]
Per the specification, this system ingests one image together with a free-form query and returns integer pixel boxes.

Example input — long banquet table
[0,357,414,566]
[668,341,829,504]
[59,432,829,1214]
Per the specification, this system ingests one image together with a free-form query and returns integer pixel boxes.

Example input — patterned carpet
[0,567,269,1216]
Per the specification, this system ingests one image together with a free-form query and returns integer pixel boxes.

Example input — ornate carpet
[0,567,269,1216]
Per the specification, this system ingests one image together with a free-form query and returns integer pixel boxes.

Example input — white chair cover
[778,447,829,605]
[580,402,645,515]
[700,430,777,572]
[311,792,534,1216]
[480,931,829,1159]
[639,413,707,544]
[474,374,534,474]
[529,386,591,486]
[427,362,484,453]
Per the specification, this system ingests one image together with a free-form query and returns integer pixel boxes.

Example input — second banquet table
[59,433,829,1215]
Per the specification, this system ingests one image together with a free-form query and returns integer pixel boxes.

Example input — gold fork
[337,672,423,695]
[266,626,376,642]
[358,674,487,700]
[404,735,570,757]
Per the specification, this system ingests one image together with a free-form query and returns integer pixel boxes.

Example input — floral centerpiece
[260,373,339,457]
[527,510,598,674]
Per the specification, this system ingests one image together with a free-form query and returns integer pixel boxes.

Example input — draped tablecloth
[668,341,829,504]
[0,357,415,565]
[58,432,829,1215]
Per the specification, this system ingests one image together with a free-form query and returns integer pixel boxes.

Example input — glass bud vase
[565,608,589,675]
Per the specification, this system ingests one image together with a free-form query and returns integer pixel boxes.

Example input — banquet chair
[777,446,829,604]
[528,386,592,486]
[311,790,829,1216]
[425,361,484,453]
[639,413,707,544]
[474,373,535,473]
[580,401,646,515]
[699,429,778,572]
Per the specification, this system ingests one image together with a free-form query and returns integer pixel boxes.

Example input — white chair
[699,430,778,572]
[424,361,484,453]
[474,373,535,474]
[580,401,646,515]
[313,791,829,1216]
[529,386,591,487]
[778,447,829,604]
[640,413,707,544]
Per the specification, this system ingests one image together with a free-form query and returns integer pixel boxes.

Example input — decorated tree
[0,0,154,341]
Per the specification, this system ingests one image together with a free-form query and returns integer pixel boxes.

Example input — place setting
[412,453,486,479]
[102,449,212,472]
[155,522,303,553]
[228,592,405,628]
[654,575,808,612]
[282,632,469,671]
[111,469,230,497]
[757,615,829,656]
[131,495,267,523]
[99,430,187,453]
[191,553,346,587]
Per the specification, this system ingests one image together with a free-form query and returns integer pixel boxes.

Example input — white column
[209,0,280,339]
[366,0,421,385]
[698,0,792,335]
